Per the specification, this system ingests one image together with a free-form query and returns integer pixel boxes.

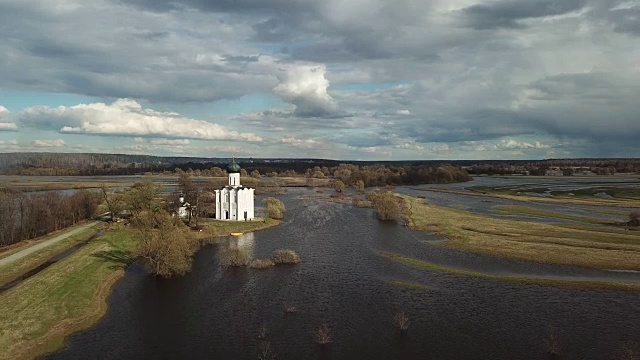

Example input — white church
[214,159,255,221]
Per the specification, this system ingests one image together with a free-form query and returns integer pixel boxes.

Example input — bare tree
[544,324,562,358]
[132,211,198,277]
[315,323,332,345]
[100,183,123,222]
[394,311,410,332]
[263,197,285,219]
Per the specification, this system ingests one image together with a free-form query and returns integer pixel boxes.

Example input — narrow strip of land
[0,222,99,267]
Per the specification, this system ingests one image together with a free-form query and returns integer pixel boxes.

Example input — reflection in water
[230,232,256,256]
[48,187,640,360]
[216,232,256,267]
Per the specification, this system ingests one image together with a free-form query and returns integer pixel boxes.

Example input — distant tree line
[467,159,640,176]
[0,190,100,247]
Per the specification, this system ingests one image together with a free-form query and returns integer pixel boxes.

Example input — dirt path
[0,222,99,267]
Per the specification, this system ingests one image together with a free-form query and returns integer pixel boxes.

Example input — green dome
[226,159,241,173]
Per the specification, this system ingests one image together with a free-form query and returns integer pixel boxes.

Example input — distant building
[175,194,194,219]
[214,159,255,221]
[545,167,564,176]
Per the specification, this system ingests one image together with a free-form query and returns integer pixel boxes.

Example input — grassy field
[0,222,101,261]
[493,205,614,225]
[399,194,640,271]
[0,228,136,360]
[381,252,640,291]
[0,224,102,285]
[438,187,640,208]
[197,217,280,240]
[0,181,136,192]
[0,216,282,360]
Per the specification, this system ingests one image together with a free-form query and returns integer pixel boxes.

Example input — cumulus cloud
[2,0,640,158]
[19,99,262,142]
[273,65,338,117]
[32,139,66,147]
[0,106,18,131]
[279,136,328,149]
[462,139,551,152]
[150,139,191,145]
[0,123,18,131]
[497,139,550,150]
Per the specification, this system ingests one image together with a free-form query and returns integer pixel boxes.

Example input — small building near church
[214,159,255,221]
[175,194,194,219]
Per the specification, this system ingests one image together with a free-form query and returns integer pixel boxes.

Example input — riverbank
[425,187,640,208]
[381,252,640,291]
[0,218,281,360]
[0,223,102,285]
[398,194,640,272]
[0,228,136,360]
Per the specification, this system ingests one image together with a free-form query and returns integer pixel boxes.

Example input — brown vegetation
[368,191,400,221]
[544,324,563,358]
[257,340,276,360]
[132,211,198,277]
[272,249,301,264]
[262,197,286,219]
[400,194,640,271]
[0,189,99,247]
[257,322,268,340]
[219,248,251,267]
[250,258,275,269]
[314,323,333,345]
[394,311,410,332]
[629,212,640,226]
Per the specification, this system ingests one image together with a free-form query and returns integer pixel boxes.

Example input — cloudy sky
[0,0,639,160]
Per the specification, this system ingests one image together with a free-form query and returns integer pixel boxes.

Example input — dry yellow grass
[399,194,640,271]
[426,188,640,208]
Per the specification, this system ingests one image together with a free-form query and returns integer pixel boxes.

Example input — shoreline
[0,218,281,360]
[395,194,640,289]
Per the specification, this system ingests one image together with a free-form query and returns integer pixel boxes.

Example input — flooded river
[47,185,640,360]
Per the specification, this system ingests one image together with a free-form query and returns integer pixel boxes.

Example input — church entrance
[225,211,229,220]
[244,211,247,220]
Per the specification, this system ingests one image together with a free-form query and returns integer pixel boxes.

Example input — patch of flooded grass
[398,194,640,271]
[380,252,640,291]
[493,205,609,225]
[385,278,430,290]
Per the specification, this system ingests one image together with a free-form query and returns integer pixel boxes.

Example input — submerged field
[399,194,640,271]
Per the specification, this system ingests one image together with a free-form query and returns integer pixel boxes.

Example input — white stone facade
[214,166,255,221]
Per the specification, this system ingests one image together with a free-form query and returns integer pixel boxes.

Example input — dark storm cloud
[460,0,588,29]
[608,7,640,36]
[1,0,640,158]
[118,0,316,15]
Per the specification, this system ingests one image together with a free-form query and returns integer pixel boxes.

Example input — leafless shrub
[250,258,275,269]
[272,249,301,264]
[257,340,276,360]
[257,322,268,340]
[284,304,297,314]
[619,344,640,360]
[219,248,251,267]
[315,323,332,345]
[263,197,285,220]
[629,212,640,226]
[544,324,562,356]
[394,311,410,331]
